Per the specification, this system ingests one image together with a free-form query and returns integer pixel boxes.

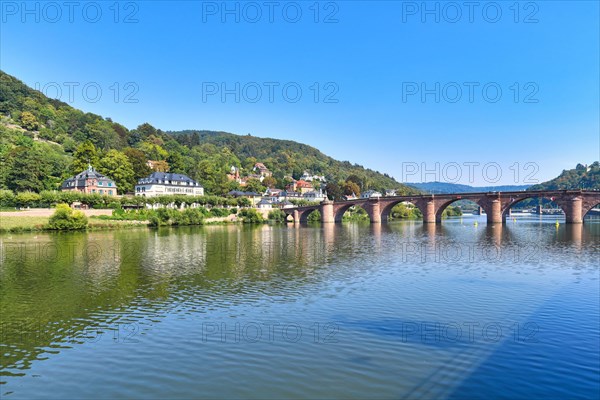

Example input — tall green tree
[6,146,50,192]
[71,141,99,173]
[98,150,135,194]
[124,147,151,180]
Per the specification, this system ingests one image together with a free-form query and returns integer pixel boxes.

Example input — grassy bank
[0,215,148,233]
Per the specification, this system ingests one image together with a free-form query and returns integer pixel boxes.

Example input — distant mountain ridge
[406,182,531,194]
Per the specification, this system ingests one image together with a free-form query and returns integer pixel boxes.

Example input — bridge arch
[583,201,600,220]
[333,202,371,223]
[501,195,565,220]
[435,198,484,222]
[381,200,422,221]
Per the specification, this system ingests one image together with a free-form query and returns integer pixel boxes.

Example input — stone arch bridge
[283,190,600,224]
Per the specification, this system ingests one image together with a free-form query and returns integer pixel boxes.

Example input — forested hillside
[529,162,600,190]
[0,71,416,197]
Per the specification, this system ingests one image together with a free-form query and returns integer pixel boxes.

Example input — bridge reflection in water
[285,190,600,224]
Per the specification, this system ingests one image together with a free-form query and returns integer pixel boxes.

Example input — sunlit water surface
[1,216,598,399]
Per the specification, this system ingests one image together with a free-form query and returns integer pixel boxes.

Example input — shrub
[46,204,88,230]
[0,190,16,208]
[238,208,264,223]
[307,210,321,222]
[268,209,287,222]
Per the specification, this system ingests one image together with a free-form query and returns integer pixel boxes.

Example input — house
[344,193,358,201]
[135,172,204,197]
[284,191,303,199]
[257,199,273,210]
[292,180,314,194]
[265,188,285,202]
[278,200,294,209]
[303,190,327,202]
[61,165,118,196]
[300,170,326,182]
[227,190,262,206]
[361,190,382,199]
[253,162,272,177]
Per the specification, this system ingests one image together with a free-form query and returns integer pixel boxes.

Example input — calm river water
[1,216,599,399]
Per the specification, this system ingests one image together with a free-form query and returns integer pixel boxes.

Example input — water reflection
[0,218,598,398]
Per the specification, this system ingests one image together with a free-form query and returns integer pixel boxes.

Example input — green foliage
[325,181,344,201]
[0,189,16,207]
[19,111,38,130]
[15,191,42,207]
[307,210,321,222]
[0,70,420,197]
[98,149,135,194]
[46,204,88,230]
[530,161,600,190]
[343,181,361,197]
[147,207,205,227]
[442,205,463,218]
[124,147,152,180]
[72,141,99,173]
[342,206,369,221]
[238,208,264,223]
[268,209,287,222]
[390,203,422,220]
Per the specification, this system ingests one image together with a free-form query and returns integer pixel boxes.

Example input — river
[1,216,598,399]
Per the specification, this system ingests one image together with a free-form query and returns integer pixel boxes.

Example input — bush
[307,210,321,222]
[238,208,264,223]
[209,207,230,217]
[0,190,16,208]
[46,204,88,230]
[268,209,287,222]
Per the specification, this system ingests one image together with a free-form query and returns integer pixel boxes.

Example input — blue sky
[1,1,598,185]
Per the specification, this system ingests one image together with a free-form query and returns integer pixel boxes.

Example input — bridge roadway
[283,190,600,224]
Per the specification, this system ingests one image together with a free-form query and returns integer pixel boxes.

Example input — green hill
[529,162,600,191]
[0,70,417,197]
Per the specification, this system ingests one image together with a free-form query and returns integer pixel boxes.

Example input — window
[99,182,103,186]
[100,190,104,194]
[109,190,113,195]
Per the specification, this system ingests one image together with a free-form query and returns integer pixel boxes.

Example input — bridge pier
[564,197,583,224]
[293,210,300,224]
[487,199,504,224]
[366,200,381,223]
[423,200,437,223]
[320,200,334,223]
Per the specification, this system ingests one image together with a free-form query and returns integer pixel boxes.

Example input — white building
[361,190,382,199]
[135,172,204,197]
[303,189,327,202]
[257,199,273,209]
[300,170,326,182]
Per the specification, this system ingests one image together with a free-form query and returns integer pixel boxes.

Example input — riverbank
[0,208,272,233]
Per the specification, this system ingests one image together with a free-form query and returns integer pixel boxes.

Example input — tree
[139,141,168,161]
[245,178,266,194]
[6,147,50,192]
[137,123,157,139]
[262,176,277,188]
[343,181,361,197]
[71,141,99,173]
[98,150,135,194]
[167,152,186,174]
[346,174,365,191]
[325,181,344,201]
[124,147,152,180]
[19,111,39,131]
